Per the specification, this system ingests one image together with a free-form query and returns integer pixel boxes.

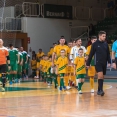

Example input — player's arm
[69,47,74,62]
[17,54,20,64]
[86,44,95,67]
[107,44,111,64]
[73,58,77,75]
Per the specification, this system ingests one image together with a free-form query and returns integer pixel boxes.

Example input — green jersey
[18,52,23,62]
[21,51,27,62]
[9,48,18,62]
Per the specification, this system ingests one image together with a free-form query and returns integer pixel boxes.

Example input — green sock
[81,82,84,90]
[9,74,13,82]
[54,76,57,87]
[60,78,64,87]
[17,74,21,79]
[0,76,2,82]
[15,74,18,80]
[78,82,82,91]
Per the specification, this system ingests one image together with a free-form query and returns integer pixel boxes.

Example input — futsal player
[86,36,97,93]
[86,31,111,96]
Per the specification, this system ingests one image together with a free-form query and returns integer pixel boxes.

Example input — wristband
[112,59,116,63]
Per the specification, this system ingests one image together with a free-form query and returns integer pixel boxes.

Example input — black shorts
[0,64,7,73]
[95,64,107,75]
[115,58,117,65]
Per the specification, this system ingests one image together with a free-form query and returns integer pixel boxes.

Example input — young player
[74,48,86,94]
[86,36,97,93]
[31,56,37,78]
[56,49,69,91]
[8,44,19,84]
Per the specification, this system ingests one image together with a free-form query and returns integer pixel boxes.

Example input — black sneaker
[97,90,105,96]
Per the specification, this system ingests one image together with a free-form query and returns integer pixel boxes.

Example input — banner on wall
[43,4,72,19]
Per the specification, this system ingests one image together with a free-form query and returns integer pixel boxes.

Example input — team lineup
[0,31,117,97]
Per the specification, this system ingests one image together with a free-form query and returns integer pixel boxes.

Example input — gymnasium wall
[22,17,96,54]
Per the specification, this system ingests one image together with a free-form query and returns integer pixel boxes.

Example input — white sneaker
[1,88,5,92]
[79,90,82,94]
[34,76,39,79]
[91,89,94,93]
[66,86,71,90]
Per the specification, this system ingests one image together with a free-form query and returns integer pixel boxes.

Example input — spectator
[32,51,36,59]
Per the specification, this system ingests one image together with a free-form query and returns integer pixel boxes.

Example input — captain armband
[112,59,116,63]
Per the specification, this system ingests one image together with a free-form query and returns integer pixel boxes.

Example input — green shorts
[22,63,28,70]
[76,74,86,79]
[10,62,18,71]
[17,64,22,73]
[60,73,65,77]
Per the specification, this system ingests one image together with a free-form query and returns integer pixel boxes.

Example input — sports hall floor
[0,75,117,117]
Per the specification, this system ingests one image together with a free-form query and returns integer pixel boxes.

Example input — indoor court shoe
[9,81,13,85]
[97,90,105,96]
[66,86,71,90]
[91,89,94,93]
[1,88,5,92]
[79,90,82,94]
[55,86,57,89]
[60,87,63,91]
[63,86,67,90]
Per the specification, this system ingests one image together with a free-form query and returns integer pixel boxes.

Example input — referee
[86,31,111,96]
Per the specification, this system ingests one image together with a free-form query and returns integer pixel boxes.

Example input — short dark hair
[53,43,57,45]
[75,38,81,43]
[9,44,13,47]
[39,49,42,51]
[61,36,64,38]
[91,36,97,40]
[79,48,83,51]
[98,31,106,36]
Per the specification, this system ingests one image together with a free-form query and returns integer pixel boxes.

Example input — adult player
[20,47,28,79]
[8,44,19,84]
[52,36,71,90]
[70,38,87,88]
[0,39,10,91]
[86,31,111,96]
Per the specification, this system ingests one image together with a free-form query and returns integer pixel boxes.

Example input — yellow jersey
[86,45,94,66]
[36,52,45,62]
[56,56,68,74]
[53,45,70,58]
[74,56,86,74]
[31,60,37,69]
[40,60,46,72]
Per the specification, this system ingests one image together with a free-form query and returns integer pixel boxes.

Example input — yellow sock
[64,76,69,87]
[90,77,94,89]
[57,76,60,86]
[36,70,39,77]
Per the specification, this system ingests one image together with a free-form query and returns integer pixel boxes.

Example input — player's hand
[107,63,111,67]
[8,66,11,71]
[86,66,90,69]
[112,63,116,69]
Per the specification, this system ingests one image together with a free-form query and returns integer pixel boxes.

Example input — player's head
[49,56,52,61]
[68,42,73,48]
[9,44,13,49]
[78,48,83,56]
[60,49,66,56]
[45,55,48,60]
[91,36,97,44]
[98,31,106,42]
[20,47,24,52]
[59,36,65,45]
[73,40,76,46]
[42,55,45,60]
[0,39,3,47]
[39,48,42,53]
[32,56,36,60]
[76,38,82,46]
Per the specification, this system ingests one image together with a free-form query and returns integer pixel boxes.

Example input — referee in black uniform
[86,31,111,96]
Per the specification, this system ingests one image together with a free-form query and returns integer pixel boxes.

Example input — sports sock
[60,78,64,87]
[76,79,79,86]
[54,75,57,87]
[64,76,69,87]
[98,79,104,91]
[78,82,82,91]
[57,76,60,86]
[90,77,94,89]
[36,70,39,77]
[14,74,17,80]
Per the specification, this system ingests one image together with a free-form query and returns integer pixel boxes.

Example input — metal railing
[5,17,22,32]
[70,26,89,46]
[75,6,90,20]
[0,17,4,31]
[22,2,40,17]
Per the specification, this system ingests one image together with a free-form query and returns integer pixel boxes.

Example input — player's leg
[13,62,18,83]
[59,73,65,91]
